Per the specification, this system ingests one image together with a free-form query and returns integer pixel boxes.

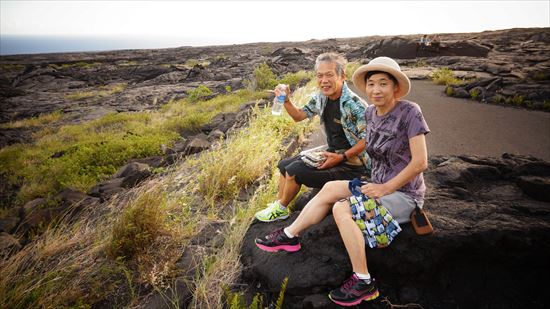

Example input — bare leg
[276,174,286,200]
[278,173,301,207]
[333,200,369,275]
[287,180,351,236]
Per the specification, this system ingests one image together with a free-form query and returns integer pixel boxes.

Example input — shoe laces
[266,228,283,240]
[342,274,360,291]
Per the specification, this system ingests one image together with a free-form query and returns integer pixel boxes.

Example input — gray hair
[314,52,347,76]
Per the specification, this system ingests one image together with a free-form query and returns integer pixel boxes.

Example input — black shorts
[278,155,367,188]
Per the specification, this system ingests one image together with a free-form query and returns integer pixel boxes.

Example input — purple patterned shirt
[365,100,430,201]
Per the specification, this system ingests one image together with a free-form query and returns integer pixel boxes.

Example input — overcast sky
[1,0,549,46]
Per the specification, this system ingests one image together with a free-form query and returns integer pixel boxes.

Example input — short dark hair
[365,70,398,85]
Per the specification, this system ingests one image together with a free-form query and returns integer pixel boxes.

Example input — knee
[332,200,349,223]
[321,180,343,194]
[277,158,290,175]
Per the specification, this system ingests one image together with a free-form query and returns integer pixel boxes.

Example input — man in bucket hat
[255,56,430,306]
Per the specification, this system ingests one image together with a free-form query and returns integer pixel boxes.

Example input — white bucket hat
[352,57,411,99]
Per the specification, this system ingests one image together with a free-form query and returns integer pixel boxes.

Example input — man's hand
[274,84,291,98]
[361,182,392,199]
[317,152,343,170]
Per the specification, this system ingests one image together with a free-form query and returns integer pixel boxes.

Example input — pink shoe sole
[255,242,301,252]
[329,289,379,306]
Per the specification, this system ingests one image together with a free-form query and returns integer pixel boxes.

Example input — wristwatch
[341,152,348,162]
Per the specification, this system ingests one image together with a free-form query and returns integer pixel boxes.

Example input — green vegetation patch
[0,63,25,72]
[187,84,213,103]
[431,67,466,86]
[65,83,127,101]
[49,61,102,70]
[0,88,268,205]
[247,63,313,91]
[0,111,63,129]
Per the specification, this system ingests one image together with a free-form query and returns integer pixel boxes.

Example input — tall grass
[190,82,318,307]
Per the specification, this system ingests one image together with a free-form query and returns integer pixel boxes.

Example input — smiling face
[316,61,346,100]
[365,72,400,110]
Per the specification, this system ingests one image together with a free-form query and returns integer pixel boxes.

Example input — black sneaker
[328,274,379,306]
[255,228,301,252]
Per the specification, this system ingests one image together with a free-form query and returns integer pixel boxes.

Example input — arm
[362,134,428,198]
[284,99,308,122]
[275,84,308,122]
[318,139,366,169]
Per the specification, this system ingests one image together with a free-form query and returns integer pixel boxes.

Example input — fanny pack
[348,178,402,248]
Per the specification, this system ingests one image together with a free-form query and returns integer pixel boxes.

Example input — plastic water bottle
[271,85,286,116]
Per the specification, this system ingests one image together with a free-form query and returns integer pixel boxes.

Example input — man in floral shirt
[255,52,369,222]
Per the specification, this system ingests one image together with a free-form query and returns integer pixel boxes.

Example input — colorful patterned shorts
[348,179,402,248]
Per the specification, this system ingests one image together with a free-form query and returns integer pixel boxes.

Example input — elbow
[417,159,428,173]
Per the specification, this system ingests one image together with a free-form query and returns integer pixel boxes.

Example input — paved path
[309,81,550,161]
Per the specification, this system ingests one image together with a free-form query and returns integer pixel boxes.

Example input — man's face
[316,61,345,100]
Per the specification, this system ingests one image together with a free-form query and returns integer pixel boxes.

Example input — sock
[275,200,287,210]
[355,272,371,283]
[283,227,294,239]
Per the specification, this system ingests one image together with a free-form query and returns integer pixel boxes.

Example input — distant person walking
[254,52,369,223]
[255,57,430,306]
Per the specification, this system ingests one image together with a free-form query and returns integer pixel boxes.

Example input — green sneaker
[255,201,290,222]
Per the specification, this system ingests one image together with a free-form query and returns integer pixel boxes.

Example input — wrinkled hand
[361,182,391,199]
[317,152,342,170]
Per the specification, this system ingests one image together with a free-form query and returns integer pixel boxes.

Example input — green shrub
[107,190,166,260]
[445,86,454,96]
[278,71,313,88]
[492,94,505,104]
[252,63,277,90]
[470,88,480,100]
[188,85,213,103]
[431,68,463,86]
[225,85,232,93]
[503,95,525,106]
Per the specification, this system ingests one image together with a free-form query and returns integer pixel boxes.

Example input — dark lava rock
[239,154,550,308]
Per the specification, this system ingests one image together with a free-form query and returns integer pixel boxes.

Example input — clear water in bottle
[271,85,286,116]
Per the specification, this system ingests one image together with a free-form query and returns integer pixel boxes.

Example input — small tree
[188,85,213,103]
[253,63,277,90]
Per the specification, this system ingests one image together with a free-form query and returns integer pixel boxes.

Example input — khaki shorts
[379,191,423,224]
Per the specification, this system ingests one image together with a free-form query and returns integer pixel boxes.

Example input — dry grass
[0,111,63,129]
[65,83,127,100]
[0,78,319,308]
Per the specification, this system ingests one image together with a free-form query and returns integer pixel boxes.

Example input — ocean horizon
[0,35,238,56]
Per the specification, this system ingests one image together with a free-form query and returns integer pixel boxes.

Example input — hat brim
[352,64,411,99]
